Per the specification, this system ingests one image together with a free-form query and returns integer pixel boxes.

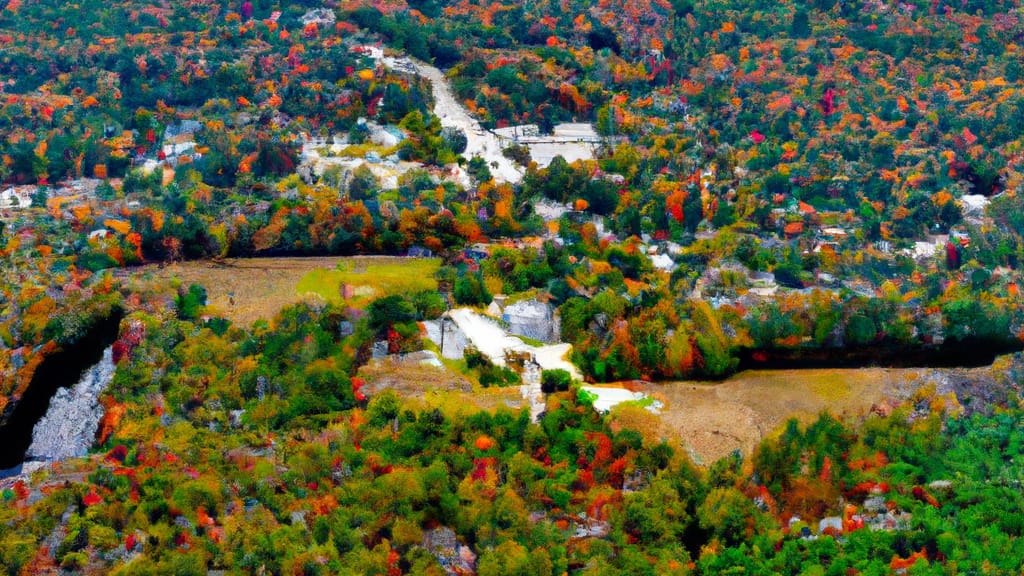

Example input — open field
[642,368,920,465]
[140,256,438,326]
[295,257,440,308]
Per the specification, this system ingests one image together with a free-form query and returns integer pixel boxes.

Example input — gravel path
[447,309,580,376]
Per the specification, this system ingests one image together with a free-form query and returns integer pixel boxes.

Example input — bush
[176,283,208,320]
[464,346,491,370]
[479,365,520,387]
[541,368,572,393]
[502,143,532,167]
[454,271,491,306]
[411,290,446,320]
[465,346,520,387]
[60,551,89,570]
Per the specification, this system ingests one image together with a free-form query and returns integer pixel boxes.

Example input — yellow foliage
[104,219,132,235]
[46,196,68,219]
[931,190,953,207]
[709,53,732,72]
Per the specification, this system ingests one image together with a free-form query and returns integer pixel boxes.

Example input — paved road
[360,46,524,184]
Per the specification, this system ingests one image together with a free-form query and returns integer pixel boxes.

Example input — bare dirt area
[138,257,349,326]
[358,355,524,415]
[138,256,437,326]
[359,356,474,396]
[645,368,917,465]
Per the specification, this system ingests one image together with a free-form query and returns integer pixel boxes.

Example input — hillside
[0,0,1023,574]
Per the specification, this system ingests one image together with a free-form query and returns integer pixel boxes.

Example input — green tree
[176,283,207,320]
[454,269,491,305]
[697,487,759,545]
[540,369,572,393]
[367,295,417,335]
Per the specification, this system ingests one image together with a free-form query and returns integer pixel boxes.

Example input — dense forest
[1,0,1022,385]
[1,0,1024,573]
[3,297,1024,574]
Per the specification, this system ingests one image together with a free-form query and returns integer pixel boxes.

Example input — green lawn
[295,257,441,308]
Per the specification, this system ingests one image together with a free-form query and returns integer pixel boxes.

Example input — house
[161,139,196,158]
[407,245,434,258]
[650,253,675,272]
[784,221,804,238]
[463,243,490,261]
[0,187,33,209]
[818,516,843,535]
[909,240,939,261]
[820,226,848,239]
[300,8,336,26]
[164,120,202,141]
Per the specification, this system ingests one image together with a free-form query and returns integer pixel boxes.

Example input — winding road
[358,46,524,184]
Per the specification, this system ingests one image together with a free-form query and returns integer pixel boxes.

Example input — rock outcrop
[503,299,558,343]
[26,346,116,463]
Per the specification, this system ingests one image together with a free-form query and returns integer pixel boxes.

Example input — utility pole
[440,312,446,357]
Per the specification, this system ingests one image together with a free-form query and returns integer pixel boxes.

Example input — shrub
[541,368,572,393]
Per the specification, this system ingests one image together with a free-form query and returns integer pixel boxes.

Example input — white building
[0,187,33,209]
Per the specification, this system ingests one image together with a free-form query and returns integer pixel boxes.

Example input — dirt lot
[644,368,920,465]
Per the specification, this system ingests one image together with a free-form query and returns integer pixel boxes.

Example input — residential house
[0,187,33,209]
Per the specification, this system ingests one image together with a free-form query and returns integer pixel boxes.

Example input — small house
[407,245,434,258]
[463,243,490,261]
[0,187,32,209]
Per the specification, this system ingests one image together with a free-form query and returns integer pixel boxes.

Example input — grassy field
[140,256,439,326]
[641,368,921,465]
[294,257,440,308]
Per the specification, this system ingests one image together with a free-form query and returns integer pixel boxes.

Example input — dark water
[737,337,1024,371]
[0,311,122,469]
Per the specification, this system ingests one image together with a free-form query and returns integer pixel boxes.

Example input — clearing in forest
[294,256,440,307]
[140,256,438,326]
[643,368,915,465]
